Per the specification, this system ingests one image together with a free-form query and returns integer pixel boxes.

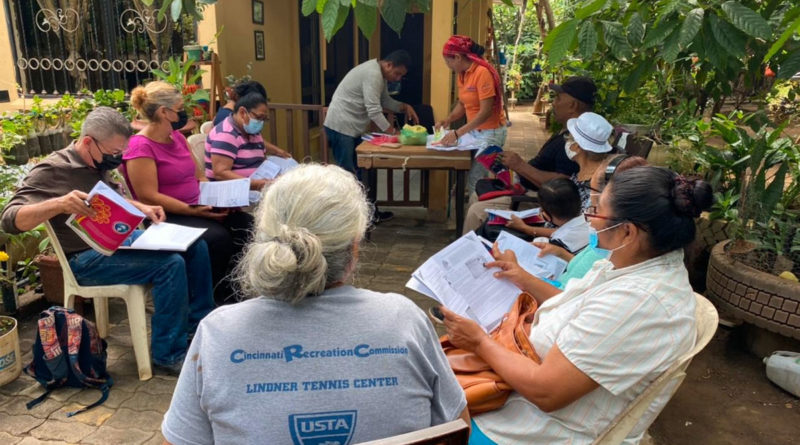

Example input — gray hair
[79,106,132,141]
[234,164,372,303]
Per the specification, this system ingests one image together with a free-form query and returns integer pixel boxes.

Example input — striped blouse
[205,116,265,179]
[474,249,697,444]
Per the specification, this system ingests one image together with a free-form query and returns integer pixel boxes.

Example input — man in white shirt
[323,50,419,223]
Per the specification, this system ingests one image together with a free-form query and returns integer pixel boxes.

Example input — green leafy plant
[152,57,210,117]
[545,0,800,118]
[301,0,431,42]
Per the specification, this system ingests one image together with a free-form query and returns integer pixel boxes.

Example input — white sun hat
[566,112,613,153]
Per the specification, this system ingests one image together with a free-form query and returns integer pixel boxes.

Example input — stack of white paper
[248,157,300,203]
[426,132,484,151]
[495,232,568,281]
[119,222,207,252]
[485,208,541,220]
[198,178,250,207]
[406,232,522,332]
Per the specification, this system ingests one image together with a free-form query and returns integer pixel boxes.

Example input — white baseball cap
[566,112,613,153]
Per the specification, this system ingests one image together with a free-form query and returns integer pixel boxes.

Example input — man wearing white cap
[462,76,598,234]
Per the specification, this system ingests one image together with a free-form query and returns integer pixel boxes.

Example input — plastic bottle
[763,351,800,398]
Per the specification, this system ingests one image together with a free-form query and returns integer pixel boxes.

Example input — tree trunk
[531,0,554,115]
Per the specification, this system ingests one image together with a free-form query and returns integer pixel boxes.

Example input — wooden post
[425,0,455,223]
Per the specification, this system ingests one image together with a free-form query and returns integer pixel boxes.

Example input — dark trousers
[164,211,254,303]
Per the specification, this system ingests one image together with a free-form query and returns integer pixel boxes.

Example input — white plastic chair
[43,222,153,381]
[186,133,207,172]
[200,120,214,135]
[592,292,719,445]
[355,419,470,445]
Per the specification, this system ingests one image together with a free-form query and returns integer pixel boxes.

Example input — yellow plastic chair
[592,292,719,445]
[43,222,153,381]
[355,419,469,445]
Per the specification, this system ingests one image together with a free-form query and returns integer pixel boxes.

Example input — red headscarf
[442,35,503,112]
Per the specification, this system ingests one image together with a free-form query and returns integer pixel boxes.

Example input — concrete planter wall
[706,240,800,340]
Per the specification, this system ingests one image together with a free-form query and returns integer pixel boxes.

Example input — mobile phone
[428,306,445,324]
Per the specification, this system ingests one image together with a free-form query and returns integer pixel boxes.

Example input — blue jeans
[325,126,362,174]
[68,230,215,365]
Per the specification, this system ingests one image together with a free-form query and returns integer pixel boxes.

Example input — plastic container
[183,44,202,62]
[0,316,22,387]
[763,351,800,397]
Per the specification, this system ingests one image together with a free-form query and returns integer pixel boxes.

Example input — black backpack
[25,306,112,417]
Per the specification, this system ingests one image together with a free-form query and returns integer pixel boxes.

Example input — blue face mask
[243,117,264,135]
[588,222,626,259]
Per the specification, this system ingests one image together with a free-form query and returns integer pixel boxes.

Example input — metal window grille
[5,0,193,96]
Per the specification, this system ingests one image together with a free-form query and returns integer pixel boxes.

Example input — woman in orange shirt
[438,35,507,193]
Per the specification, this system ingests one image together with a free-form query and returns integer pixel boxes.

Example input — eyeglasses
[584,206,617,222]
[91,137,125,156]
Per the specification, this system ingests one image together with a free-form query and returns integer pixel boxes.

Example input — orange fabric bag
[440,292,541,415]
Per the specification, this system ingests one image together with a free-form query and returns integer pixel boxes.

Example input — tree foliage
[543,0,800,123]
[301,0,431,42]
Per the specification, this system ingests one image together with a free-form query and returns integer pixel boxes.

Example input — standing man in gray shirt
[324,50,420,223]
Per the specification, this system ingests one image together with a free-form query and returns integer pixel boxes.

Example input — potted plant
[150,57,210,124]
[0,121,28,166]
[0,313,21,387]
[34,236,64,307]
[705,113,800,342]
[0,250,15,314]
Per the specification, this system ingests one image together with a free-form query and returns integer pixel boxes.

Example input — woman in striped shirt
[205,92,289,191]
[440,166,713,444]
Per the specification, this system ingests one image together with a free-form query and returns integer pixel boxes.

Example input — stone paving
[0,108,542,444]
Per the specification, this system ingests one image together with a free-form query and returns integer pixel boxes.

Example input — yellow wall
[198,1,309,156]
[0,0,21,112]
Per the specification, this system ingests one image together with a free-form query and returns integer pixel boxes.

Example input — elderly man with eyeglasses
[0,106,215,376]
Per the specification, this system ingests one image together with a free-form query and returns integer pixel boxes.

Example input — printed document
[267,156,299,173]
[485,208,541,220]
[67,181,145,256]
[198,178,250,207]
[119,222,206,252]
[496,231,568,280]
[409,232,521,332]
[250,160,281,180]
[426,132,484,151]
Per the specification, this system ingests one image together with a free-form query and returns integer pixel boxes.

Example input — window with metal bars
[5,0,194,96]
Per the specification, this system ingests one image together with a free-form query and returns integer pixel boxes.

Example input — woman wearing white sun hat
[504,112,617,238]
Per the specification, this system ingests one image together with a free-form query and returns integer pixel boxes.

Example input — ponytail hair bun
[671,176,714,218]
[130,86,148,112]
[234,164,372,304]
[470,42,485,56]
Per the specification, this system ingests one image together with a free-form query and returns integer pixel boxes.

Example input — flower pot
[1,283,15,314]
[184,44,202,62]
[35,254,64,306]
[4,141,29,165]
[0,315,22,387]
[48,129,61,154]
[706,240,800,341]
[26,132,40,158]
[33,132,47,157]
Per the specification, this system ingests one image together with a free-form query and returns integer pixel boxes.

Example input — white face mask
[565,142,578,160]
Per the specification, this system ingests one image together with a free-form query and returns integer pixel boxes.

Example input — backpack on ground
[24,306,112,417]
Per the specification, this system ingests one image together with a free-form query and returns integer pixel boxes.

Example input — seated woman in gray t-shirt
[162,164,468,445]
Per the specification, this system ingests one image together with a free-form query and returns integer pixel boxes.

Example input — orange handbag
[440,292,541,415]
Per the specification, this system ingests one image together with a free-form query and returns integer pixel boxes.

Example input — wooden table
[356,141,472,235]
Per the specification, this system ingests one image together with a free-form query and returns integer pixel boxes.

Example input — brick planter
[706,240,800,340]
